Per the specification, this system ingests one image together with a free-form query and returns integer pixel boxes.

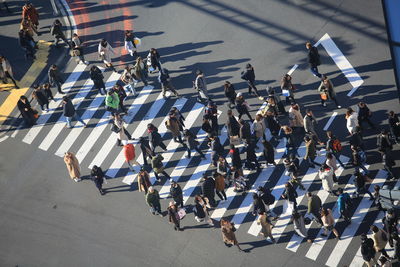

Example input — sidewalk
[0,0,72,132]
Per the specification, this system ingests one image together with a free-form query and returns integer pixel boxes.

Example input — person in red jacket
[123,141,141,172]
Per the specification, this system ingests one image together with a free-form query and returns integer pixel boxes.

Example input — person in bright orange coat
[123,141,141,172]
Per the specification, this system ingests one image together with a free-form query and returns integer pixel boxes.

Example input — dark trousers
[216,190,227,201]
[119,99,127,113]
[154,170,171,181]
[39,103,49,111]
[247,80,260,97]
[384,164,395,178]
[152,142,167,152]
[150,203,161,214]
[238,110,253,121]
[355,186,374,199]
[206,194,216,207]
[3,71,17,87]
[359,117,375,130]
[174,197,184,208]
[310,66,322,78]
[94,80,106,95]
[321,97,340,107]
[53,80,63,93]
[187,146,205,158]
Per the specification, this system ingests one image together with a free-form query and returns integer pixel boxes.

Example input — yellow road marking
[0,40,52,125]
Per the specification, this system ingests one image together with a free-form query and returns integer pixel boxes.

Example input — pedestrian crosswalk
[7,63,395,266]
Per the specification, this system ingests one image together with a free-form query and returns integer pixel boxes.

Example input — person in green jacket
[105,90,120,115]
[304,135,319,168]
[145,186,162,216]
[306,192,322,225]
[151,153,171,182]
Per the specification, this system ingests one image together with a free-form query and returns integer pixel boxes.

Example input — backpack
[331,138,342,152]
[361,242,373,261]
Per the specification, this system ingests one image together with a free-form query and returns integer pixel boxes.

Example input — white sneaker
[337,105,342,108]
[73,178,81,182]
[84,61,89,65]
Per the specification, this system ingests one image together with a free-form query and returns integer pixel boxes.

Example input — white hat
[237,92,243,97]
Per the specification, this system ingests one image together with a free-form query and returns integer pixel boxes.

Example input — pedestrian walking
[388,111,400,143]
[282,182,298,212]
[262,139,276,166]
[48,64,64,94]
[89,65,106,95]
[18,29,36,60]
[98,39,117,72]
[239,119,252,146]
[377,129,393,153]
[346,108,359,135]
[252,114,266,143]
[121,65,137,95]
[204,101,219,135]
[306,41,322,78]
[229,144,242,173]
[235,92,253,121]
[62,95,86,129]
[63,152,81,182]
[194,70,210,103]
[202,118,215,139]
[20,17,37,37]
[151,153,171,182]
[139,137,153,166]
[325,131,345,168]
[280,125,296,157]
[220,219,243,251]
[350,126,365,151]
[113,84,128,113]
[147,48,161,73]
[382,150,396,180]
[304,109,323,144]
[146,186,163,216]
[256,186,277,217]
[210,136,224,167]
[284,154,305,190]
[383,209,398,248]
[325,152,339,183]
[252,193,266,216]
[137,168,151,194]
[0,55,18,88]
[124,30,138,58]
[360,233,378,267]
[337,188,352,223]
[241,63,262,99]
[71,33,88,65]
[226,109,240,141]
[223,81,237,109]
[281,73,295,104]
[123,141,140,172]
[32,84,49,111]
[371,225,390,258]
[170,181,184,208]
[105,90,120,116]
[202,174,216,207]
[22,3,39,32]
[353,171,374,200]
[264,110,281,141]
[90,165,105,195]
[357,102,375,130]
[133,57,149,86]
[292,210,309,239]
[351,145,369,175]
[42,83,54,101]
[257,212,275,242]
[158,68,179,98]
[148,123,167,152]
[318,75,341,108]
[167,201,183,231]
[165,111,185,144]
[17,95,35,127]
[245,141,261,172]
[193,195,213,225]
[184,129,205,159]
[320,207,340,239]
[288,103,304,131]
[304,135,319,168]
[214,172,227,201]
[306,192,323,225]
[217,157,230,179]
[51,19,69,47]
[267,87,286,115]
[318,164,336,196]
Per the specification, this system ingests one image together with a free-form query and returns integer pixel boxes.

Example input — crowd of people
[4,2,400,264]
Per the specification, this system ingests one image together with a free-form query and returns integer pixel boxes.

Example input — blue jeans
[310,66,322,78]
[66,114,85,128]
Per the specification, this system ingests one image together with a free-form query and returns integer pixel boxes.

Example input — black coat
[194,201,206,218]
[170,184,183,202]
[90,66,104,83]
[246,143,258,161]
[227,116,240,136]
[63,99,75,117]
[202,178,215,197]
[361,238,375,261]
[230,147,242,169]
[149,129,163,146]
[224,84,236,101]
[184,130,199,150]
[389,114,400,137]
[358,106,371,121]
[235,98,248,115]
[241,68,255,82]
[253,198,266,214]
[307,46,320,67]
[33,89,49,106]
[50,22,64,38]
[17,99,33,118]
[283,184,298,203]
[239,122,252,142]
[91,167,104,189]
[263,141,275,164]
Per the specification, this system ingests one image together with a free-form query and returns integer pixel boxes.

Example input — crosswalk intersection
[6,64,395,266]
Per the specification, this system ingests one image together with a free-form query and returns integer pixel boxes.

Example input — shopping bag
[177,208,186,220]
[134,37,141,47]
[320,93,328,100]
[282,89,290,97]
[124,84,137,96]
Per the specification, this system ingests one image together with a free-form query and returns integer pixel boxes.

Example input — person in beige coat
[371,225,390,258]
[320,207,340,239]
[165,111,184,144]
[64,152,81,182]
[220,219,243,251]
[318,164,335,196]
[137,168,151,194]
[253,114,266,141]
[257,212,275,243]
[288,103,303,130]
[0,55,18,88]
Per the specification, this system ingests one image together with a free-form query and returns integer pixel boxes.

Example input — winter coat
[246,143,258,162]
[0,58,13,78]
[32,89,49,106]
[123,144,135,162]
[358,106,371,121]
[372,228,388,251]
[17,99,34,119]
[377,134,393,152]
[149,128,163,147]
[105,92,120,110]
[168,206,180,226]
[170,184,183,202]
[257,213,273,238]
[239,122,252,143]
[253,119,266,138]
[211,137,224,161]
[151,154,164,174]
[241,67,255,82]
[91,167,104,188]
[317,80,336,99]
[202,178,215,197]
[224,83,236,101]
[134,60,148,81]
[114,117,128,141]
[63,152,81,179]
[226,116,240,136]
[307,195,322,215]
[283,184,298,203]
[158,70,170,86]
[307,46,320,67]
[230,147,242,169]
[321,209,335,227]
[116,88,127,102]
[22,5,39,25]
[346,112,359,134]
[98,42,115,64]
[184,130,199,150]
[90,66,104,83]
[221,221,238,245]
[263,141,275,164]
[337,193,351,213]
[214,174,225,191]
[304,140,317,160]
[63,99,75,117]
[137,171,151,192]
[50,22,64,38]
[166,116,180,138]
[253,198,266,214]
[48,67,63,84]
[139,138,152,157]
[194,201,207,219]
[194,74,207,92]
[289,107,304,128]
[304,114,317,134]
[145,189,160,207]
[235,98,249,115]
[319,168,334,192]
[361,238,376,262]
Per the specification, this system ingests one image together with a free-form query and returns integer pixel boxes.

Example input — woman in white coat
[345,107,359,135]
[98,39,117,72]
[319,164,335,196]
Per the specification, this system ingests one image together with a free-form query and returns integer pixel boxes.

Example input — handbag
[320,93,328,100]
[177,208,186,220]
[282,89,290,97]
[230,135,241,146]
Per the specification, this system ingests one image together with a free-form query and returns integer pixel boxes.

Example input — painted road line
[156,104,208,197]
[246,144,307,235]
[230,139,287,229]
[287,64,298,76]
[0,135,9,142]
[54,72,120,157]
[323,112,338,131]
[22,64,86,144]
[59,0,77,32]
[38,77,94,151]
[325,170,387,267]
[286,156,348,252]
[315,33,363,97]
[181,127,229,204]
[89,86,154,169]
[0,41,52,126]
[305,165,372,261]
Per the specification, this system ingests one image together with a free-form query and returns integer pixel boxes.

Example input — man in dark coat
[241,63,261,98]
[147,124,167,153]
[146,186,163,216]
[170,181,184,208]
[360,233,377,266]
[377,129,393,153]
[239,119,252,145]
[139,137,154,166]
[201,174,216,207]
[306,192,322,225]
[48,64,64,94]
[282,182,298,211]
[229,144,242,171]
[17,95,35,127]
[50,19,69,47]
[306,42,321,78]
[210,136,224,166]
[226,109,240,137]
[89,65,106,95]
[62,95,86,129]
[245,141,261,172]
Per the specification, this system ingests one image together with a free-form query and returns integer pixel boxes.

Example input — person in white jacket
[98,39,117,72]
[124,30,138,58]
[346,107,359,135]
[319,164,335,196]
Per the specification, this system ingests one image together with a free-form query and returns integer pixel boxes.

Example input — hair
[337,188,343,194]
[305,42,312,48]
[370,225,378,233]
[282,125,292,135]
[326,152,333,159]
[307,192,312,197]
[246,63,252,68]
[252,193,258,200]
[51,64,57,68]
[291,103,299,111]
[389,110,395,117]
[255,114,263,121]
[326,131,333,138]
[346,108,354,118]
[320,207,328,217]
[304,135,311,142]
[374,185,380,192]
[227,109,233,116]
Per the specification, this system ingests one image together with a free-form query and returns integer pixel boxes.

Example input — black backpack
[261,191,275,206]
